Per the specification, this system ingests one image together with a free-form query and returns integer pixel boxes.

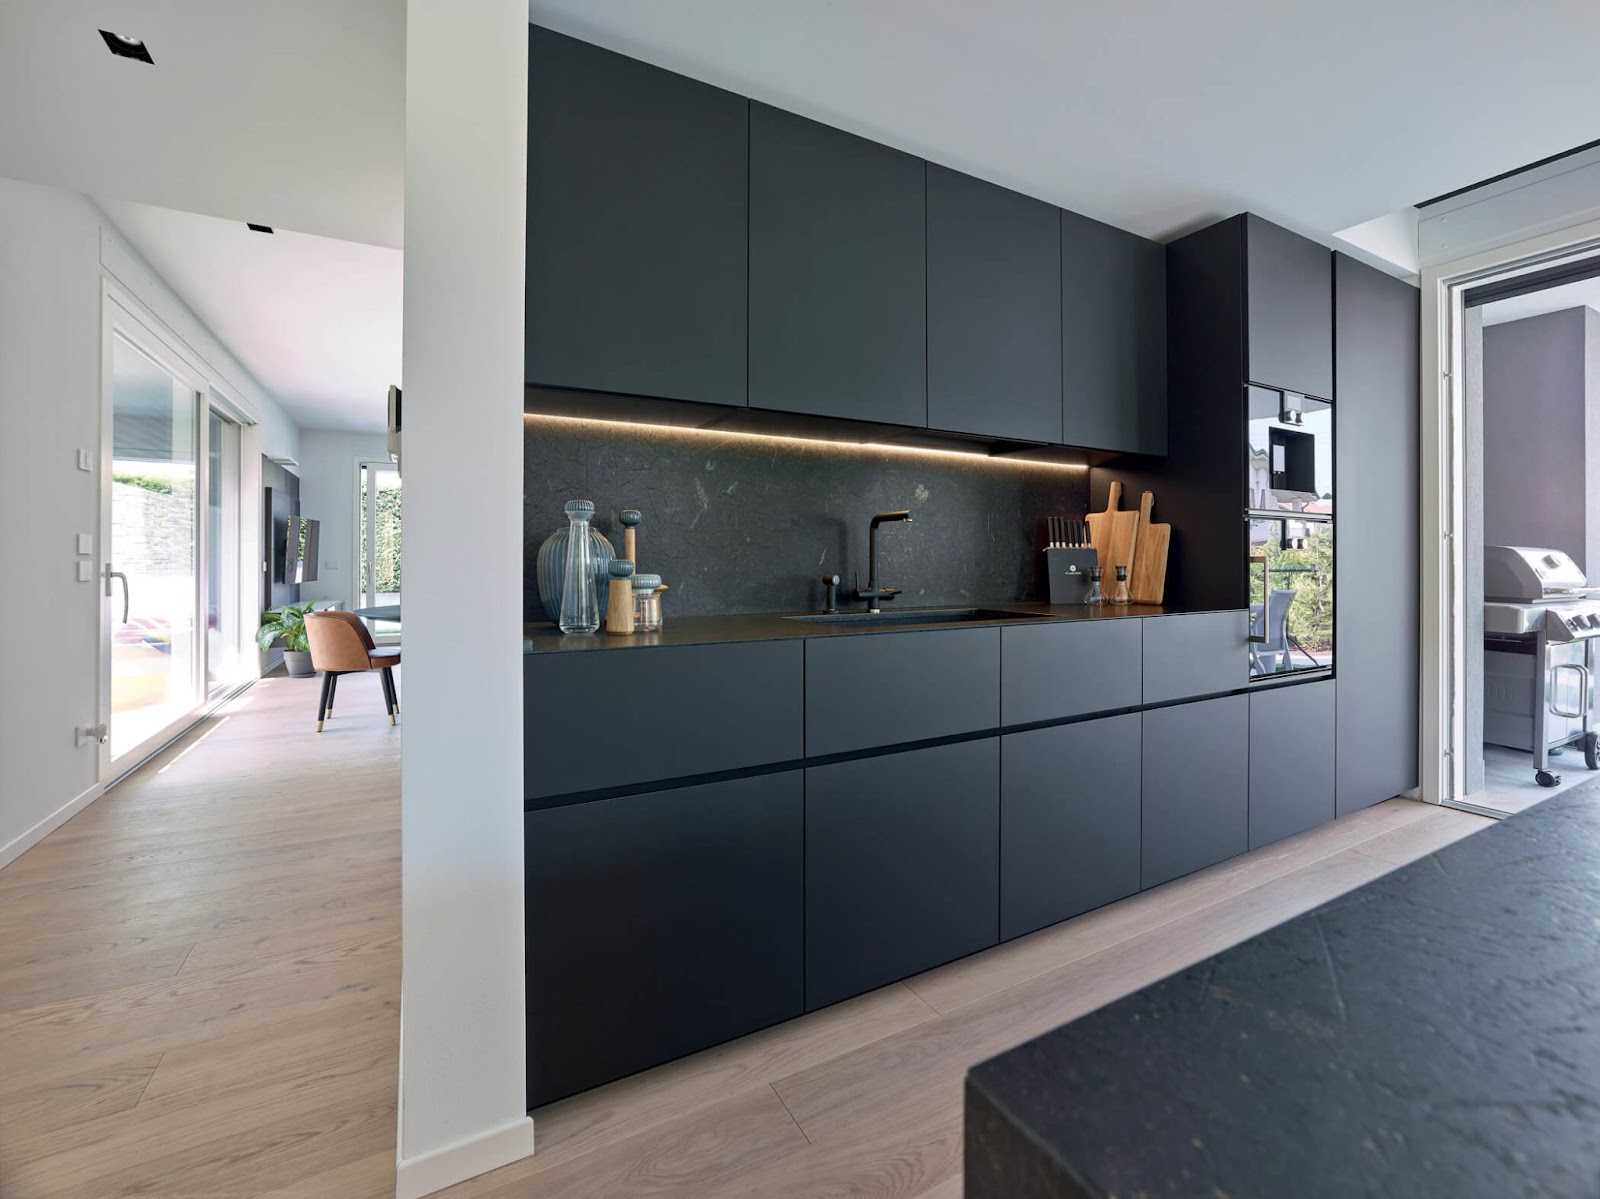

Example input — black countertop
[523,601,1213,654]
[965,785,1600,1199]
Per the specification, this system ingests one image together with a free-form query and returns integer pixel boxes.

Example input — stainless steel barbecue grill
[1483,545,1600,787]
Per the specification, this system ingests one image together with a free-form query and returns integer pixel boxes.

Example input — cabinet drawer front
[525,772,803,1106]
[1001,619,1142,726]
[1141,612,1249,705]
[525,640,803,798]
[1141,694,1248,888]
[1250,681,1335,849]
[805,627,1000,756]
[806,740,999,1009]
[1001,714,1142,939]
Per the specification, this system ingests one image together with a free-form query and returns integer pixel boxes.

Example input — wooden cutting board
[1130,490,1171,605]
[1085,481,1121,572]
[1088,481,1140,591]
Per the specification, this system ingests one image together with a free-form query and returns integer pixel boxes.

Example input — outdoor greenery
[360,481,403,595]
[256,599,325,654]
[1250,524,1333,654]
[112,471,174,495]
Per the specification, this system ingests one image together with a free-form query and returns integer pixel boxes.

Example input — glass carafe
[1084,566,1104,606]
[558,500,601,634]
[1110,564,1131,604]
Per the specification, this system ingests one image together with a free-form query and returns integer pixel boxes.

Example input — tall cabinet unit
[1096,214,1334,631]
[1334,253,1420,814]
[525,26,749,405]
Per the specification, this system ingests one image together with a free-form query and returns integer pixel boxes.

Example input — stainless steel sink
[785,607,1053,628]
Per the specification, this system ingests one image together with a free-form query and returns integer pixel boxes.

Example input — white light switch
[77,560,94,582]
[77,449,94,472]
[77,533,93,555]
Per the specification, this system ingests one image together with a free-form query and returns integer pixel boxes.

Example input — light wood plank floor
[0,671,401,1199]
[1,673,1494,1199]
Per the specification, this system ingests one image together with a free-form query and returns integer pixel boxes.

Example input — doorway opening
[1423,222,1600,816]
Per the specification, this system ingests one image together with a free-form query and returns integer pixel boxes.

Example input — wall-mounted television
[280,515,320,584]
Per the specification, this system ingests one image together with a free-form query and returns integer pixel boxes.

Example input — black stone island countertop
[964,784,1600,1199]
[523,600,1197,653]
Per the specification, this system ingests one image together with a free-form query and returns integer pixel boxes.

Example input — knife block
[1046,548,1100,605]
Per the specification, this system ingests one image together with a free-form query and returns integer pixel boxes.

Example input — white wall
[395,2,533,1196]
[297,429,392,613]
[0,174,300,870]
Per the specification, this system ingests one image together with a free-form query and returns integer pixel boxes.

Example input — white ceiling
[0,1,404,249]
[101,199,402,433]
[1481,275,1600,327]
[529,0,1600,248]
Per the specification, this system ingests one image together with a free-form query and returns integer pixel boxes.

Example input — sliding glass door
[102,305,247,775]
[106,331,203,764]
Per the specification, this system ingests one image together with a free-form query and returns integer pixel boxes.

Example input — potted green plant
[257,600,324,678]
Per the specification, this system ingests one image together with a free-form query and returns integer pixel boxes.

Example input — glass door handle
[106,568,130,623]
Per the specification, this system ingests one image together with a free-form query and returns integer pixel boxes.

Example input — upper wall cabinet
[526,27,749,405]
[926,165,1062,444]
[1244,214,1333,400]
[749,103,927,427]
[1061,211,1167,454]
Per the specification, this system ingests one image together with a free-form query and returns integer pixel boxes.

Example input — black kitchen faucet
[851,510,914,613]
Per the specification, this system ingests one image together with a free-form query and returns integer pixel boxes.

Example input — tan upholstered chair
[305,610,401,732]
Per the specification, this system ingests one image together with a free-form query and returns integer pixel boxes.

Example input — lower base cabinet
[1250,681,1336,849]
[1141,695,1249,888]
[1001,713,1142,939]
[806,739,1000,1009]
[524,772,804,1108]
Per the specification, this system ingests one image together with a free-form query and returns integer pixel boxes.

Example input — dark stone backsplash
[524,416,1090,620]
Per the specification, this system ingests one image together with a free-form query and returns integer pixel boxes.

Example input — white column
[396,2,532,1196]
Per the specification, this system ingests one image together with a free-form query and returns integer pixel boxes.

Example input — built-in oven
[1246,386,1333,680]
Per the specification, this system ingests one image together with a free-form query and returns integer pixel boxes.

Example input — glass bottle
[1110,564,1131,605]
[558,500,601,634]
[1084,566,1104,606]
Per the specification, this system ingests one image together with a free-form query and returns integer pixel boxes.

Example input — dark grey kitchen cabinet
[806,739,999,1009]
[748,102,927,427]
[926,164,1062,443]
[1245,213,1333,400]
[1061,210,1167,454]
[1000,619,1142,726]
[1140,611,1250,705]
[1001,714,1142,939]
[526,26,748,405]
[1335,253,1420,816]
[525,771,803,1107]
[805,628,999,756]
[1249,681,1335,849]
[524,641,802,799]
[1141,694,1248,888]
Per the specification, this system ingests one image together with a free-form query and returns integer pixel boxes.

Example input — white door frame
[1420,216,1600,804]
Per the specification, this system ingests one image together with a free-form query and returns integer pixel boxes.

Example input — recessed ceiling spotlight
[99,30,153,64]
[246,223,275,234]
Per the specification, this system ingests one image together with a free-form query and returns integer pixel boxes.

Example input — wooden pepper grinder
[605,559,636,635]
[619,509,642,564]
